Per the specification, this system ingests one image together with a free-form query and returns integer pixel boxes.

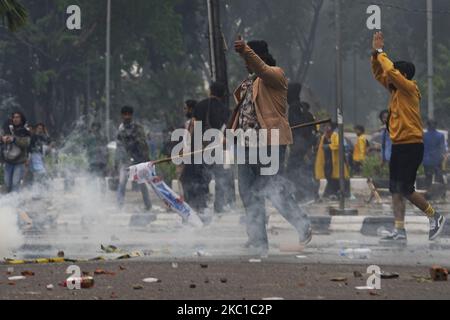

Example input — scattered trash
[195,250,211,257]
[220,278,228,284]
[200,264,208,269]
[94,269,116,276]
[355,286,375,290]
[369,291,380,296]
[340,248,371,259]
[8,276,26,281]
[57,251,65,258]
[189,284,197,289]
[119,265,127,271]
[380,272,399,279]
[171,262,179,269]
[110,292,119,299]
[262,297,284,300]
[249,259,261,263]
[353,271,363,278]
[204,278,210,284]
[133,285,144,290]
[46,284,54,291]
[101,245,121,253]
[331,277,347,282]
[430,265,448,281]
[7,267,14,275]
[21,271,35,276]
[412,275,432,283]
[376,227,391,237]
[143,277,161,283]
[296,255,307,259]
[62,276,95,289]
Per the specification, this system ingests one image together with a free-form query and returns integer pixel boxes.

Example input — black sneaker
[429,213,446,241]
[379,229,407,244]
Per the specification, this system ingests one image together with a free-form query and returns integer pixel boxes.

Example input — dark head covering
[121,105,134,114]
[247,40,277,67]
[394,61,416,80]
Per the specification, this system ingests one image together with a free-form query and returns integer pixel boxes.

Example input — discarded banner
[128,162,203,228]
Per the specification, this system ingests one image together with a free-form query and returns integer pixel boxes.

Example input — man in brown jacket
[232,38,312,254]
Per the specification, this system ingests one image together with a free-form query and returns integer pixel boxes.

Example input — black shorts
[389,143,424,195]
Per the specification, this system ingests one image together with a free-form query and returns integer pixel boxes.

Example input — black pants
[285,148,319,201]
[207,164,231,213]
[238,146,311,249]
[390,143,424,196]
[180,164,210,213]
[424,165,445,190]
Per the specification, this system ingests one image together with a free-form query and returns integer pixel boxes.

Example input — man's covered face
[122,112,133,124]
[381,113,388,125]
[184,105,193,119]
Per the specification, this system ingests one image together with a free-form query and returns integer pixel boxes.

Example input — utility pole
[331,0,357,216]
[427,0,434,120]
[105,0,111,141]
[206,0,229,106]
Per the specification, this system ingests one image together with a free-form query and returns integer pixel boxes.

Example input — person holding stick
[229,36,312,254]
[371,31,446,243]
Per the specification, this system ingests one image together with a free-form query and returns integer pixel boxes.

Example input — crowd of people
[1,32,449,249]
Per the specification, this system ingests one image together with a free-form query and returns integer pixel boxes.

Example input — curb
[56,214,450,238]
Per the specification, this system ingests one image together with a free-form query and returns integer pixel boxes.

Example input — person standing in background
[423,120,446,190]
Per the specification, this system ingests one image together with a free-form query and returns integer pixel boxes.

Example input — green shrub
[362,155,389,179]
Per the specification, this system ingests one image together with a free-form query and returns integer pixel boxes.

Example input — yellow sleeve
[377,53,417,94]
[371,55,388,89]
[358,136,367,158]
[241,45,286,89]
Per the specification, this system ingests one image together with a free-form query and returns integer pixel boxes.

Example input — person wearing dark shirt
[286,83,317,201]
[193,82,232,214]
[423,120,446,190]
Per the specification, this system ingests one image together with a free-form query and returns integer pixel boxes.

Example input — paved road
[1,259,449,300]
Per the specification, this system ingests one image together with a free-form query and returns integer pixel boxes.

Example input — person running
[371,31,446,242]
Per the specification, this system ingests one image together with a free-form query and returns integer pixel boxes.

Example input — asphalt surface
[1,259,449,300]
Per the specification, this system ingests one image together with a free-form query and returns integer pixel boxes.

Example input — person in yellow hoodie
[315,122,350,199]
[371,31,446,243]
[352,125,368,175]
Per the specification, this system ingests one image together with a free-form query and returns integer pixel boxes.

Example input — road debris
[220,278,228,284]
[331,277,347,282]
[7,267,14,275]
[353,271,363,278]
[133,285,144,290]
[62,276,95,289]
[172,262,179,269]
[355,286,376,290]
[94,269,116,276]
[430,266,448,281]
[189,284,197,289]
[57,251,65,258]
[46,284,54,291]
[249,259,262,263]
[101,245,121,253]
[200,264,209,269]
[262,297,284,300]
[21,271,35,276]
[340,248,371,259]
[143,277,161,283]
[380,272,399,279]
[8,276,26,281]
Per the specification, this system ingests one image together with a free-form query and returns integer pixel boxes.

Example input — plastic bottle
[339,248,371,259]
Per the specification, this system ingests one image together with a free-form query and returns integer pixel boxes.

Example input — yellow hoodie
[371,52,423,145]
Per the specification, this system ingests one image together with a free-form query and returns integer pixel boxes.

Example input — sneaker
[429,213,446,241]
[379,229,407,244]
[299,227,313,246]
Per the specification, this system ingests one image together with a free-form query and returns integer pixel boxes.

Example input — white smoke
[0,194,24,258]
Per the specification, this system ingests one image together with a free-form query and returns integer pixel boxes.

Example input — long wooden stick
[153,118,331,165]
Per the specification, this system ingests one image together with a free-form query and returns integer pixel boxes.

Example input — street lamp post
[105,0,111,141]
[330,0,358,216]
[427,0,434,120]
